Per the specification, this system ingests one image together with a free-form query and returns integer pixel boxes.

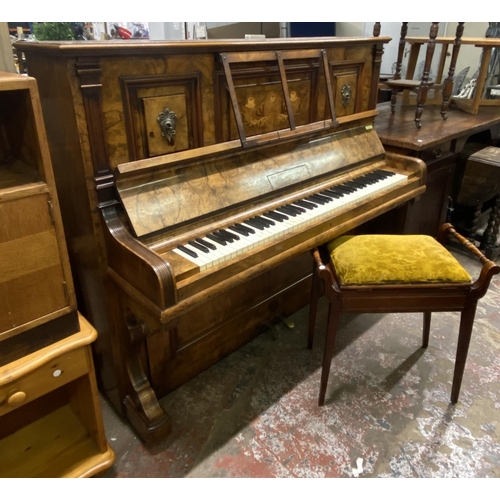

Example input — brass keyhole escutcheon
[156,108,177,145]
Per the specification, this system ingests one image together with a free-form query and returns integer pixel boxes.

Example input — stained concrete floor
[100,245,500,478]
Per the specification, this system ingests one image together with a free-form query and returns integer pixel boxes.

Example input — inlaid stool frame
[308,223,499,406]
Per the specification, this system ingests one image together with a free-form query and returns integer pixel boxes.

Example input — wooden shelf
[0,158,46,199]
[0,314,115,478]
[0,404,114,478]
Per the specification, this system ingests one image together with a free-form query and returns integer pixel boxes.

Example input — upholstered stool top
[327,234,472,286]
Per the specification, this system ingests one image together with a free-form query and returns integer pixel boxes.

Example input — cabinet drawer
[0,346,89,416]
[420,141,452,162]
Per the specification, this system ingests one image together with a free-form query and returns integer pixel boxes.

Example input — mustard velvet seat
[328,234,471,286]
[308,224,499,407]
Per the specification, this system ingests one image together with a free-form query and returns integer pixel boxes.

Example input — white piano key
[174,170,408,270]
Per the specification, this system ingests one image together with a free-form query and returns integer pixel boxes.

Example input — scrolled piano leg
[122,309,172,446]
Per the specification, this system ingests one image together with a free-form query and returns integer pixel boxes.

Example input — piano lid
[116,125,385,238]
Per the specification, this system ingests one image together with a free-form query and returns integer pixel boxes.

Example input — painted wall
[446,22,490,83]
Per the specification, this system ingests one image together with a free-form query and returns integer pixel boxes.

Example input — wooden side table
[0,313,115,478]
[375,102,500,238]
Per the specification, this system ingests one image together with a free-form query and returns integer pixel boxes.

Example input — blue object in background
[289,23,336,37]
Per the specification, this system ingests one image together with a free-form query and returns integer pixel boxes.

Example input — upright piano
[16,37,426,444]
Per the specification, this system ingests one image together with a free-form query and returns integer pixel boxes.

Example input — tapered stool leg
[451,300,478,403]
[319,299,341,406]
[308,262,321,350]
[422,311,431,348]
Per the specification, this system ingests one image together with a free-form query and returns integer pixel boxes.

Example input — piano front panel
[146,251,313,396]
[120,72,204,160]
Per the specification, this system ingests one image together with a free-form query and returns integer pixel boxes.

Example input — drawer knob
[433,148,443,158]
[7,391,27,407]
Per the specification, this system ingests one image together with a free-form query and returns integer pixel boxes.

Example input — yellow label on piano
[365,125,373,130]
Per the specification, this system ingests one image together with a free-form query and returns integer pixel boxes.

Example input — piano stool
[308,223,500,406]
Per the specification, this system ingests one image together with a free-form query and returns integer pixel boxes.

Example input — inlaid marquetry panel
[215,64,319,142]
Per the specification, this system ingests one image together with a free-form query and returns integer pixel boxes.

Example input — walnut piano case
[0,72,78,361]
[15,38,426,444]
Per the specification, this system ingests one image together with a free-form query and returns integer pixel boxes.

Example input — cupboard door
[0,193,69,337]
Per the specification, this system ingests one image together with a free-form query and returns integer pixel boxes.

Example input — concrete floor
[100,246,500,478]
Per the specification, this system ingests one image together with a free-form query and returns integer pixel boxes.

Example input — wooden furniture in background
[308,223,499,406]
[385,22,441,128]
[401,36,500,115]
[13,38,428,445]
[0,313,115,477]
[0,72,78,365]
[452,143,500,259]
[375,102,500,238]
[452,38,500,114]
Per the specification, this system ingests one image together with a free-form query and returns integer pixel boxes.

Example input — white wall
[446,22,490,82]
[335,22,363,37]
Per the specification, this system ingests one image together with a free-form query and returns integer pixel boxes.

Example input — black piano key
[220,228,240,241]
[285,204,305,214]
[229,225,250,236]
[349,180,367,188]
[264,211,288,221]
[343,181,361,189]
[337,184,356,193]
[276,206,298,217]
[196,237,217,250]
[235,223,255,234]
[356,175,378,184]
[255,215,275,227]
[188,240,210,253]
[313,193,334,202]
[326,187,346,197]
[177,245,198,258]
[362,171,384,179]
[364,171,386,180]
[321,189,342,198]
[306,195,328,205]
[244,219,266,230]
[206,233,227,246]
[380,169,396,176]
[293,199,317,209]
[214,230,234,243]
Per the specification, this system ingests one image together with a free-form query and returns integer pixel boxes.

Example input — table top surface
[374,102,500,151]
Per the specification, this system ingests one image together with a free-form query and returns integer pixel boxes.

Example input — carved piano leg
[121,309,172,445]
[480,194,500,259]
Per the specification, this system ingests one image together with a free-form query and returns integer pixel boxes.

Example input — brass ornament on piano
[156,108,177,145]
[341,83,352,107]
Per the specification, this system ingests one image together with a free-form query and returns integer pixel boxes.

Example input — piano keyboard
[172,169,407,270]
